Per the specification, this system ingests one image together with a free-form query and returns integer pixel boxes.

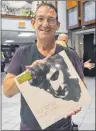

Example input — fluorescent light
[3,43,10,45]
[5,40,14,43]
[18,33,34,37]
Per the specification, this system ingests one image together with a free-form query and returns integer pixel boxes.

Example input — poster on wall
[14,50,91,130]
[68,6,78,27]
[84,1,95,22]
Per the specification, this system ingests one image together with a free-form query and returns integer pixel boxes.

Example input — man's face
[58,35,68,43]
[57,35,68,48]
[32,6,59,40]
[46,63,69,99]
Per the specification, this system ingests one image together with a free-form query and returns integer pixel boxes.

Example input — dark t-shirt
[6,44,84,130]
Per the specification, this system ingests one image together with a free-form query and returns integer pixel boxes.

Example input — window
[83,1,95,22]
[67,6,78,27]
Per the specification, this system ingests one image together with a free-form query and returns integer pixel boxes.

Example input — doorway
[83,33,95,77]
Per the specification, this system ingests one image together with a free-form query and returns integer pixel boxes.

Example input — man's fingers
[43,56,50,61]
[64,107,82,118]
[64,111,75,118]
[91,63,95,67]
[86,59,91,63]
[88,63,95,69]
[90,65,95,69]
[25,61,41,69]
[25,65,31,69]
[25,57,49,69]
[75,107,82,113]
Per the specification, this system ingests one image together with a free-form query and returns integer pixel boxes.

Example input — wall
[2,17,35,32]
[57,1,68,33]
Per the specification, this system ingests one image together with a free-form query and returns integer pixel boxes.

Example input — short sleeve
[6,48,23,76]
[73,54,84,80]
[68,49,84,80]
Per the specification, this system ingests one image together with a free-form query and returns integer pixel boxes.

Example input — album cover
[14,50,91,130]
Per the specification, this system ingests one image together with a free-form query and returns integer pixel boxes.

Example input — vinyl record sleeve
[14,50,91,130]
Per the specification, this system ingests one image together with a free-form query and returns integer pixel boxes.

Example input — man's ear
[31,18,35,29]
[56,21,60,31]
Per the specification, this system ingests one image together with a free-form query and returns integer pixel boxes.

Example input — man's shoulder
[68,47,79,57]
[18,44,36,53]
[56,45,79,59]
[56,44,64,51]
[68,47,76,54]
[69,47,75,51]
[22,43,36,50]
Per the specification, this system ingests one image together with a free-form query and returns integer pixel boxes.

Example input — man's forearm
[3,75,20,97]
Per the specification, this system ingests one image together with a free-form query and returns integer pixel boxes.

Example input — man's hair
[58,33,68,39]
[35,2,58,20]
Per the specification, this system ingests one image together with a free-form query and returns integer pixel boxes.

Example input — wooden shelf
[1,14,32,19]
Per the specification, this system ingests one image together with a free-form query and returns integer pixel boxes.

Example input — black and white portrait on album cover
[28,53,81,102]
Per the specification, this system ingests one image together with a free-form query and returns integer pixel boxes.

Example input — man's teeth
[41,29,50,32]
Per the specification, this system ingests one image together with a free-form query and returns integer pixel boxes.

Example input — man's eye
[50,71,59,81]
[48,18,54,22]
[38,17,43,22]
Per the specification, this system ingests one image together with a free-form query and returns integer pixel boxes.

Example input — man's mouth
[40,29,51,33]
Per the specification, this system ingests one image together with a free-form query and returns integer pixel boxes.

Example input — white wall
[31,1,38,13]
[57,1,68,33]
[2,18,35,32]
[2,1,68,33]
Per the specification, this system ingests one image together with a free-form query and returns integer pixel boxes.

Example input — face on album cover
[28,54,81,102]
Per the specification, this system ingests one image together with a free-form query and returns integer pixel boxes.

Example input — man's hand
[64,106,82,118]
[25,56,50,69]
[84,59,95,70]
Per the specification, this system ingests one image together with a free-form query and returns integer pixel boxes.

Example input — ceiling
[1,30,36,45]
[1,30,61,45]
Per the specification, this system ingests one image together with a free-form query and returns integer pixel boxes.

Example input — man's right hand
[25,56,50,69]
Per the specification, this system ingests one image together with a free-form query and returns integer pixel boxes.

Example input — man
[3,3,83,130]
[56,33,95,70]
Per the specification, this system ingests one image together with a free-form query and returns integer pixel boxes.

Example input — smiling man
[3,3,84,130]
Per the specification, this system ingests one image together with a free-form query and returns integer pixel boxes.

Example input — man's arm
[3,73,20,98]
[69,49,87,88]
[3,58,48,98]
[2,48,24,98]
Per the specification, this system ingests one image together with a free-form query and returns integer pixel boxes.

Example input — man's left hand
[64,106,82,118]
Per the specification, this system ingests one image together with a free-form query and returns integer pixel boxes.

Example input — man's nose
[42,19,49,27]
